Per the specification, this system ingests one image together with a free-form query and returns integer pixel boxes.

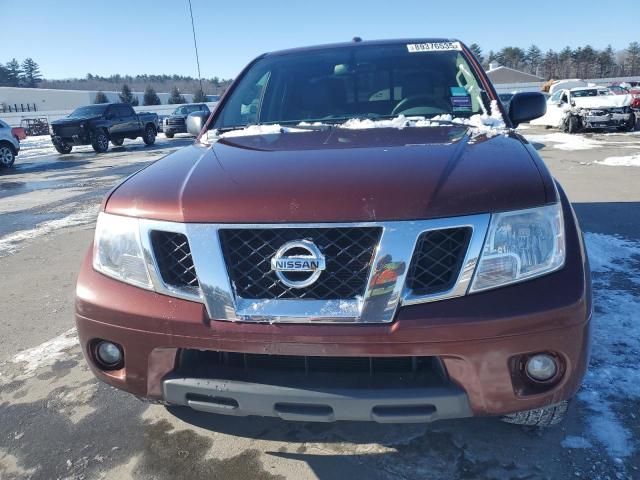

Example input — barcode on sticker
[407,42,462,53]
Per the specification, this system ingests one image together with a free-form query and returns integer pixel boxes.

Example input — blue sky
[2,0,637,80]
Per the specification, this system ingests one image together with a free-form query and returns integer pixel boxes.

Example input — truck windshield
[173,105,205,115]
[571,89,599,98]
[69,105,108,117]
[214,43,490,129]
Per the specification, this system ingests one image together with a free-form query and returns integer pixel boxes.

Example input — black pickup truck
[50,103,159,154]
[163,103,210,138]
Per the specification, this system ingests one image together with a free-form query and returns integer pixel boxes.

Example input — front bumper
[582,112,631,128]
[51,133,90,146]
[164,123,187,135]
[76,191,591,422]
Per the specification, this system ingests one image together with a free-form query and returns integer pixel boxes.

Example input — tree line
[94,84,199,106]
[468,42,640,79]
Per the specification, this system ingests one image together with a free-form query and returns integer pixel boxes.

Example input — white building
[0,86,195,113]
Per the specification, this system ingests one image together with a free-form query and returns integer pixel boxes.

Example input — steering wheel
[392,95,451,116]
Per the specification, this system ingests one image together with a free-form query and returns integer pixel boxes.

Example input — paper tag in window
[407,42,461,53]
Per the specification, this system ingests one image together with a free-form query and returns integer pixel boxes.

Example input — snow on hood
[216,100,507,139]
[219,124,309,138]
[573,94,632,109]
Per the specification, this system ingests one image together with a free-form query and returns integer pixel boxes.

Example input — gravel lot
[0,127,639,480]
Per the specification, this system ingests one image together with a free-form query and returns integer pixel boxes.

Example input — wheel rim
[0,147,13,166]
[98,135,108,150]
[147,128,155,142]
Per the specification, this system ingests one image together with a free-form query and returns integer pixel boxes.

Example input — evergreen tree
[193,87,206,102]
[468,43,484,65]
[0,64,9,86]
[143,85,161,105]
[5,59,22,87]
[597,45,616,77]
[21,58,42,87]
[626,42,640,76]
[167,86,186,104]
[525,45,542,75]
[94,91,109,104]
[119,83,138,105]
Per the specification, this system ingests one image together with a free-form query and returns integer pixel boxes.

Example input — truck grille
[219,227,381,300]
[406,227,471,295]
[150,231,199,289]
[167,117,185,126]
[176,350,446,388]
[53,126,78,137]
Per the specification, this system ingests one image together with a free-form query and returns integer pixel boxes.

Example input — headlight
[470,203,565,292]
[92,212,152,289]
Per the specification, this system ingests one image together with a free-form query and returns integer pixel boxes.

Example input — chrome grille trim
[137,214,491,324]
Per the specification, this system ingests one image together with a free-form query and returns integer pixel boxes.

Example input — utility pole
[187,0,203,94]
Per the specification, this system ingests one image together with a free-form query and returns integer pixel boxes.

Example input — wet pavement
[0,126,639,479]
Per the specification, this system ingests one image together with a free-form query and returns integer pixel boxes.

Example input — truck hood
[51,115,101,125]
[573,94,632,109]
[105,126,548,223]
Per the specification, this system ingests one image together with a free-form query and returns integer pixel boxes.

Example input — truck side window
[219,70,271,126]
[120,104,134,117]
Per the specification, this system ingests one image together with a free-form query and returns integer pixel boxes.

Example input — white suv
[0,119,20,168]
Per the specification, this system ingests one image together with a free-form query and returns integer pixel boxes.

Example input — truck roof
[265,38,461,57]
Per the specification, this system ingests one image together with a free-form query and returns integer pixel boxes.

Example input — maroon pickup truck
[76,39,591,427]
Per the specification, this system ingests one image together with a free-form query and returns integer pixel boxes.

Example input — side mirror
[508,92,547,127]
[186,111,210,137]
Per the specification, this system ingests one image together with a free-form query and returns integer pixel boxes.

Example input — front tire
[622,113,636,132]
[91,130,110,153]
[54,141,73,154]
[165,132,174,139]
[111,137,124,146]
[0,144,15,168]
[565,115,581,134]
[143,125,156,146]
[501,400,569,427]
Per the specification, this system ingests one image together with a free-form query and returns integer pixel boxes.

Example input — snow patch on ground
[524,132,603,150]
[7,328,78,378]
[595,154,640,167]
[561,436,593,449]
[580,233,640,459]
[0,204,99,256]
[15,135,58,160]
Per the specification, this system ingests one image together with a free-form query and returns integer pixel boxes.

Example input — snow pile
[216,101,507,139]
[579,233,640,459]
[220,124,310,138]
[524,132,603,151]
[341,100,506,137]
[596,154,640,167]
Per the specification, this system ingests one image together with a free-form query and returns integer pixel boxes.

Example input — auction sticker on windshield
[407,42,461,52]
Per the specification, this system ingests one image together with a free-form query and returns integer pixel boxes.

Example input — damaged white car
[531,86,636,133]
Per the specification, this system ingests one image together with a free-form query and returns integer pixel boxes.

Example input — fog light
[525,354,558,382]
[96,341,123,368]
